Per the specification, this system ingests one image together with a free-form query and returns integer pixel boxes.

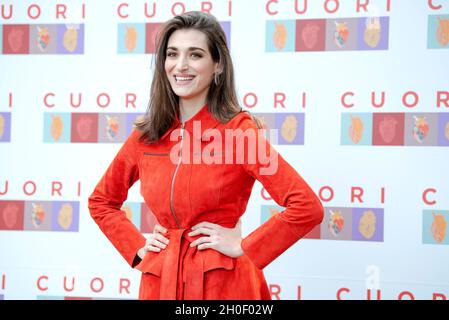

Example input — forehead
[167,29,209,50]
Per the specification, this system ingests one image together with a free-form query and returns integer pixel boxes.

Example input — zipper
[143,152,169,156]
[169,122,185,229]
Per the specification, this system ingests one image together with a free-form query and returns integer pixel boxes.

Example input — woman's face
[165,28,220,104]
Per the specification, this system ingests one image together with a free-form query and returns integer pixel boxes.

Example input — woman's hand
[188,220,244,258]
[137,224,170,259]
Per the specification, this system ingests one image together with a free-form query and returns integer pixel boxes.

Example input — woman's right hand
[137,224,170,259]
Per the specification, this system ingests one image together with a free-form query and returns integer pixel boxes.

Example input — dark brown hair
[135,11,259,144]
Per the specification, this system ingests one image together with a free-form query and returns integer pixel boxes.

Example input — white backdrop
[1,0,449,300]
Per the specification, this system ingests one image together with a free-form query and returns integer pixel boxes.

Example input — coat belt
[136,228,235,300]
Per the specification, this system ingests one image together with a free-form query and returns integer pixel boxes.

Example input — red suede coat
[88,103,324,300]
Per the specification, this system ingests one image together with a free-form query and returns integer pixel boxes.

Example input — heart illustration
[302,23,319,49]
[379,117,397,143]
[76,117,92,141]
[8,28,24,52]
[2,204,19,229]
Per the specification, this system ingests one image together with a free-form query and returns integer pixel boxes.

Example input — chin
[173,90,192,98]
[173,88,199,98]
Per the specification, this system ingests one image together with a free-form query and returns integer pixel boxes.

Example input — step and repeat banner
[0,0,448,300]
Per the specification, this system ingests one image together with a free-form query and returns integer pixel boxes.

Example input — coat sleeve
[88,129,146,268]
[239,118,324,270]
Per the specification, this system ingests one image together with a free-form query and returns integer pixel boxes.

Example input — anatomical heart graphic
[36,26,51,51]
[63,25,79,52]
[2,203,19,229]
[296,19,326,51]
[412,115,430,144]
[0,201,24,230]
[8,29,24,52]
[273,23,287,50]
[329,209,345,237]
[77,117,93,141]
[363,17,382,48]
[378,116,397,143]
[4,25,29,53]
[301,23,320,49]
[50,115,64,141]
[431,212,447,243]
[57,203,74,230]
[280,115,298,143]
[333,21,349,48]
[437,17,449,47]
[358,210,376,240]
[349,115,364,144]
[105,115,120,141]
[71,113,98,142]
[125,26,138,52]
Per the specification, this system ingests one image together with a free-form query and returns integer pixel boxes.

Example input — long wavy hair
[135,11,259,144]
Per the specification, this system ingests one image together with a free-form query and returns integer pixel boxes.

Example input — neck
[179,98,207,123]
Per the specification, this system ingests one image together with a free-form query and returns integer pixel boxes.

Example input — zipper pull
[180,123,185,139]
[178,123,185,158]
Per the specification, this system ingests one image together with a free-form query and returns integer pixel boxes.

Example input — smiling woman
[164,28,222,118]
[88,11,324,300]
[135,11,242,143]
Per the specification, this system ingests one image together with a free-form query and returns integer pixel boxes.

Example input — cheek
[164,61,174,75]
[196,65,215,82]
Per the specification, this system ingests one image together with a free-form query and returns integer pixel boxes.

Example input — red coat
[88,103,324,300]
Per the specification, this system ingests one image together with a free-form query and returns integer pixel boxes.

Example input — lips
[174,75,196,86]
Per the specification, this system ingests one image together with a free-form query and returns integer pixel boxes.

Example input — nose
[176,54,189,71]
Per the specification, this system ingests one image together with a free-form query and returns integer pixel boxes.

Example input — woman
[88,11,323,300]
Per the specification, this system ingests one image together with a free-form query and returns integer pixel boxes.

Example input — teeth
[176,76,194,81]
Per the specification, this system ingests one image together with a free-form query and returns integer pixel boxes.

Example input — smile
[175,75,196,83]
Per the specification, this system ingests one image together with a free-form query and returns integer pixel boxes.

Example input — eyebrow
[166,46,206,52]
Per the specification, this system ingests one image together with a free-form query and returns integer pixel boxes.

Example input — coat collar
[159,103,221,142]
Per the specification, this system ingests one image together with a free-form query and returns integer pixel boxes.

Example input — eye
[191,52,202,58]
[166,51,176,57]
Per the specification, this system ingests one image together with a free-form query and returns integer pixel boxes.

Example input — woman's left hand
[188,220,244,258]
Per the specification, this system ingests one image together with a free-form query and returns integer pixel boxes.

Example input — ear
[215,62,224,75]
